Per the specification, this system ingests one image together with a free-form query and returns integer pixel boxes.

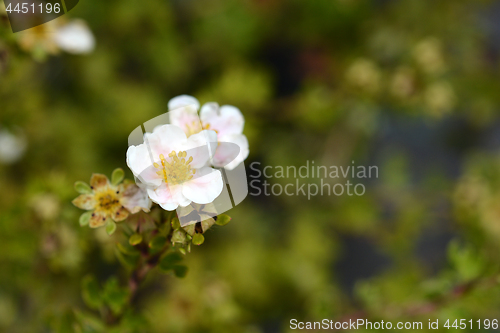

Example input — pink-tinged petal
[182,167,223,204]
[126,144,162,187]
[111,206,129,222]
[148,183,190,210]
[169,105,202,137]
[160,202,178,211]
[201,104,244,137]
[72,194,96,210]
[147,124,187,157]
[182,130,217,169]
[168,95,200,111]
[121,184,152,213]
[89,212,107,228]
[213,134,249,170]
[90,174,109,190]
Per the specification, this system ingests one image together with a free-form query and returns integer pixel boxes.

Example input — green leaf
[74,181,92,194]
[115,248,139,268]
[159,252,183,271]
[129,233,143,246]
[173,265,188,278]
[158,222,171,236]
[102,277,129,315]
[116,242,140,256]
[81,275,102,310]
[79,211,92,227]
[111,168,125,186]
[171,217,181,229]
[215,214,231,226]
[149,235,167,250]
[171,229,187,244]
[192,233,205,246]
[179,247,186,255]
[106,220,117,235]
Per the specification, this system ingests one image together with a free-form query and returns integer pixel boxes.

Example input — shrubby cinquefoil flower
[168,95,249,170]
[72,173,151,228]
[126,124,223,211]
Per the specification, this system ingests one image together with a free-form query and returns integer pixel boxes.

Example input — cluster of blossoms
[126,95,249,213]
[73,95,248,234]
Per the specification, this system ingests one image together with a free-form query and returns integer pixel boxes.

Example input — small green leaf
[74,181,92,194]
[116,242,140,255]
[192,233,205,245]
[173,265,188,278]
[158,222,171,236]
[102,277,129,315]
[159,252,183,271]
[111,168,125,186]
[171,217,181,229]
[129,233,143,246]
[215,214,231,226]
[179,247,186,255]
[106,220,117,235]
[115,248,139,268]
[81,275,102,310]
[149,235,167,250]
[79,211,92,227]
[171,229,187,244]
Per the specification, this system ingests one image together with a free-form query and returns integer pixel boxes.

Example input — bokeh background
[2,0,500,331]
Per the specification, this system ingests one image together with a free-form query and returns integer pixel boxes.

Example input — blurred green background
[3,0,500,331]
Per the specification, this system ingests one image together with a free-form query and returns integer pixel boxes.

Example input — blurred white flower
[346,58,381,93]
[424,81,456,117]
[0,127,27,164]
[390,66,415,99]
[168,95,249,170]
[127,124,223,211]
[17,18,94,56]
[413,37,445,75]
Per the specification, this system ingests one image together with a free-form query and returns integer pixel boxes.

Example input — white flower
[126,124,223,211]
[53,20,95,54]
[168,95,249,170]
[0,127,27,164]
[18,18,94,55]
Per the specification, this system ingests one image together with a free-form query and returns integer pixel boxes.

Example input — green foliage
[79,211,92,227]
[111,168,125,186]
[74,181,92,194]
[215,214,231,226]
[128,233,143,246]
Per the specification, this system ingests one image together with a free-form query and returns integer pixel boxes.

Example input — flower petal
[121,184,152,213]
[146,124,187,158]
[168,95,200,111]
[54,20,95,54]
[182,167,223,204]
[111,206,129,222]
[72,194,96,210]
[147,183,190,210]
[126,144,162,187]
[90,174,109,190]
[200,104,244,137]
[182,129,218,169]
[213,134,249,170]
[89,212,107,228]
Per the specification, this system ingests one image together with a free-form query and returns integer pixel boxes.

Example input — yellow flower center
[94,188,121,215]
[154,151,196,185]
[184,121,218,137]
